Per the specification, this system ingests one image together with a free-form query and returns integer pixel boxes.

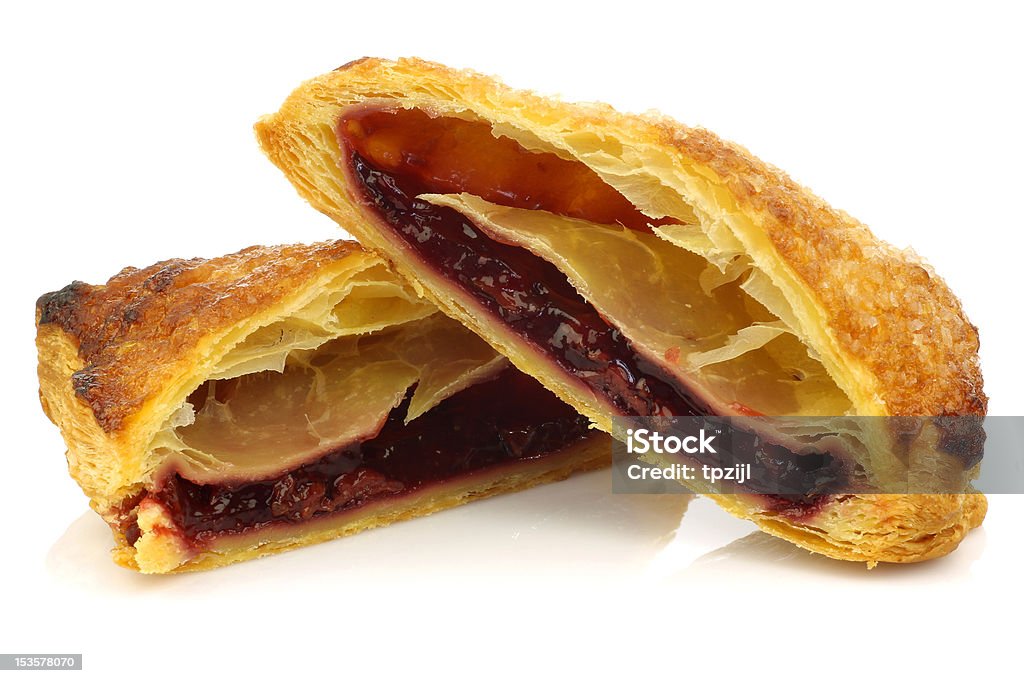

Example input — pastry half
[36,241,608,573]
[256,57,987,564]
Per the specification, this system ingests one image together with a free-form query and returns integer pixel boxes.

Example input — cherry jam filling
[132,369,593,546]
[348,150,709,418]
[338,110,847,511]
[693,429,846,516]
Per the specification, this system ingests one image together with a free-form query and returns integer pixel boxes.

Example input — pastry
[36,241,608,573]
[255,57,987,564]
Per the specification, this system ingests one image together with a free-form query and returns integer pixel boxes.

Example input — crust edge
[254,57,989,564]
[256,56,985,418]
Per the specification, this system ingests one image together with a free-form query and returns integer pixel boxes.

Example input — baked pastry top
[256,57,987,564]
[37,241,607,572]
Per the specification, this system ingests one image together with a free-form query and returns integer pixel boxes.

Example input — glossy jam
[337,110,847,512]
[141,369,592,545]
[726,431,843,498]
[347,150,709,418]
[690,425,843,515]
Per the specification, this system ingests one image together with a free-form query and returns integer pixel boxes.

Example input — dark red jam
[336,109,849,512]
[345,150,710,418]
[756,493,834,522]
[141,369,593,545]
[688,424,846,509]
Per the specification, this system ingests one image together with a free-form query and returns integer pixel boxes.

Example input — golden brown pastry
[255,57,987,565]
[36,241,608,573]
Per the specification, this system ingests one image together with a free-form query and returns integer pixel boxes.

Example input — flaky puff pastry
[256,57,986,565]
[37,241,608,573]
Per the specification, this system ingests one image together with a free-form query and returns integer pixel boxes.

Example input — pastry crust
[255,57,987,564]
[40,242,365,434]
[37,241,608,572]
[37,241,433,510]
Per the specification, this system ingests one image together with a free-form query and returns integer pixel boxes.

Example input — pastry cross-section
[256,58,987,564]
[36,241,608,573]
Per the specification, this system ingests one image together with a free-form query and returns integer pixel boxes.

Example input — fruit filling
[349,149,712,418]
[124,369,593,546]
[336,108,851,508]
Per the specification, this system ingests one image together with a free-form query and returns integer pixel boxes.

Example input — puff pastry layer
[256,57,986,564]
[37,241,607,573]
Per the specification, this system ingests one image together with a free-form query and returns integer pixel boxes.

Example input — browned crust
[257,56,984,418]
[658,126,986,417]
[37,239,614,572]
[713,492,987,566]
[36,241,361,434]
[254,58,988,564]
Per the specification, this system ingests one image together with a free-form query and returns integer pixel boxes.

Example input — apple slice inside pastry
[36,241,607,573]
[256,58,987,564]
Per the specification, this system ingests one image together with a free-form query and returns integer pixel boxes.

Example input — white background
[2,1,1022,680]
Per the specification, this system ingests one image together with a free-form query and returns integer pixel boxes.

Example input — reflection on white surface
[36,467,1007,683]
[46,471,696,592]
[46,510,158,592]
[46,469,993,596]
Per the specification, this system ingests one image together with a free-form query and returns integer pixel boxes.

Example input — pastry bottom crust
[713,492,987,566]
[113,433,609,573]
